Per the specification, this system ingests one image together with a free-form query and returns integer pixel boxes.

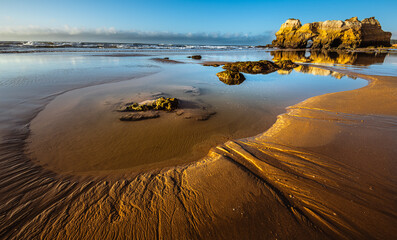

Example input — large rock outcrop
[272,17,392,49]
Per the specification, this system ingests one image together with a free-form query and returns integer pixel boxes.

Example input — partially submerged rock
[203,63,220,67]
[272,17,392,49]
[216,60,299,85]
[222,60,297,74]
[202,61,229,67]
[222,60,280,74]
[188,55,202,60]
[274,60,298,69]
[120,111,160,121]
[216,70,246,85]
[119,97,179,112]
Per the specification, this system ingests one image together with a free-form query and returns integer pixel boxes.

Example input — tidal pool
[24,51,369,175]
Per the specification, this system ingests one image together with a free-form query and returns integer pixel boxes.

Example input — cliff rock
[272,17,391,49]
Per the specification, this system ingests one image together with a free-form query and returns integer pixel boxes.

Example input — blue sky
[0,0,396,44]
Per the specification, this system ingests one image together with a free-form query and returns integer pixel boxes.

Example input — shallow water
[17,50,371,175]
[1,48,397,239]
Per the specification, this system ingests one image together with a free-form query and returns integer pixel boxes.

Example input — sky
[0,0,396,45]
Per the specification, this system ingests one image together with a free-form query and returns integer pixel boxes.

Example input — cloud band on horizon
[0,25,275,45]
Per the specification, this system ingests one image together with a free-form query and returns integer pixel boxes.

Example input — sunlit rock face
[272,17,392,49]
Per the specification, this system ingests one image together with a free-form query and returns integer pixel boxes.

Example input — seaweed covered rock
[274,60,298,69]
[120,97,179,112]
[222,60,280,74]
[154,97,179,111]
[272,17,391,49]
[188,55,202,60]
[216,70,246,85]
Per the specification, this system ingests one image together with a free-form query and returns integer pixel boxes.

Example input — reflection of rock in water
[294,65,357,79]
[277,69,293,75]
[295,65,333,76]
[294,65,355,79]
[271,50,387,66]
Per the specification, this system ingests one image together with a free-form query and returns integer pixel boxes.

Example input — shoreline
[1,59,396,238]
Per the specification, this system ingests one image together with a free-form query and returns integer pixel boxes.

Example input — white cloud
[0,25,275,45]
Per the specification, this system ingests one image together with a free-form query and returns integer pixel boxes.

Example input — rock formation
[222,60,297,74]
[217,60,298,85]
[272,17,391,49]
[216,70,246,85]
[188,55,202,60]
[119,97,179,112]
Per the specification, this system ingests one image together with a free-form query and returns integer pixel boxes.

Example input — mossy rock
[189,55,202,60]
[222,60,280,74]
[154,97,179,111]
[121,97,179,112]
[274,60,298,69]
[216,70,246,85]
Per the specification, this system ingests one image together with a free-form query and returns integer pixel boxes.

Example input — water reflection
[271,50,387,66]
[294,65,356,79]
[267,50,388,79]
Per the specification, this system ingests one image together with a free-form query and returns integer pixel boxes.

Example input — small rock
[274,60,298,69]
[222,60,280,74]
[216,70,246,85]
[188,55,202,60]
[119,97,179,112]
[203,63,220,67]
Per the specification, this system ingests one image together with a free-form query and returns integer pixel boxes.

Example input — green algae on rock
[222,60,280,74]
[272,17,392,49]
[188,55,202,60]
[120,97,179,112]
[222,60,298,74]
[216,70,246,85]
[274,60,299,69]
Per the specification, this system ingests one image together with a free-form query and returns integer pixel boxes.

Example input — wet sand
[25,60,364,176]
[1,55,397,239]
